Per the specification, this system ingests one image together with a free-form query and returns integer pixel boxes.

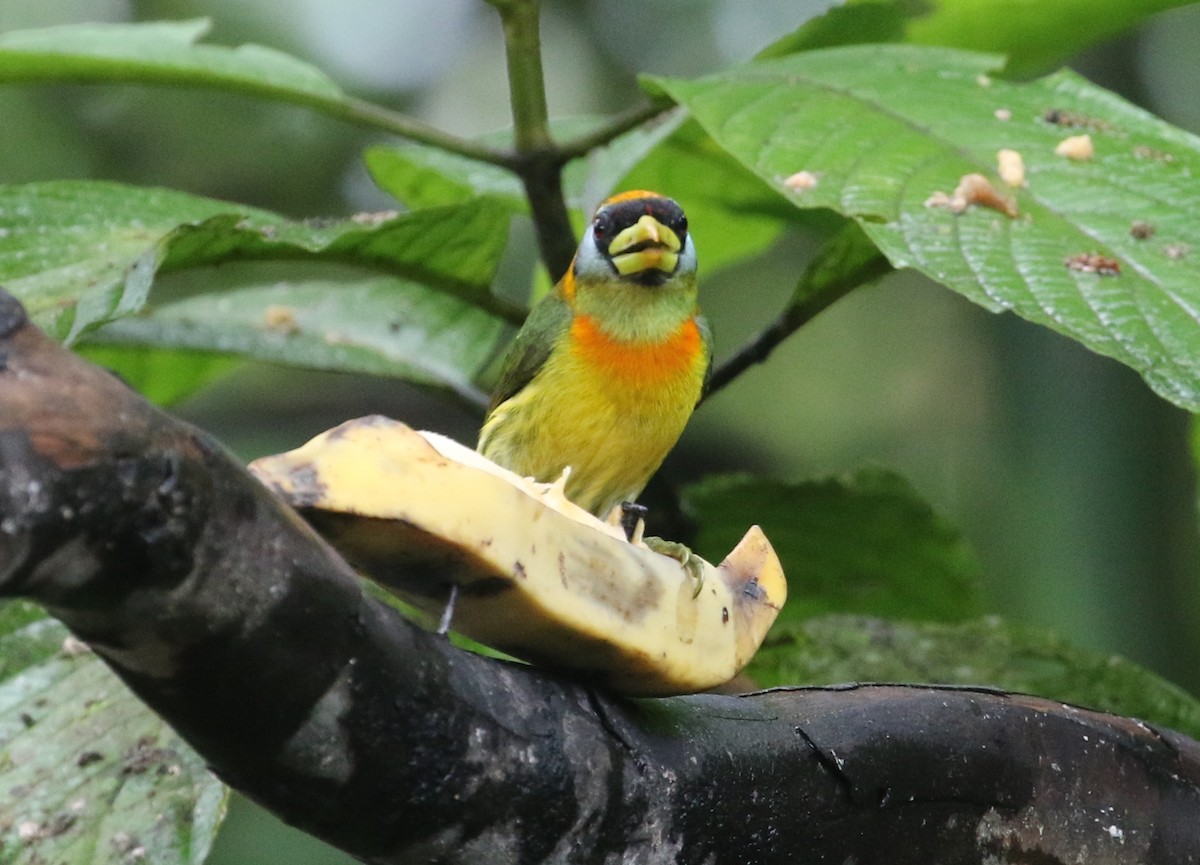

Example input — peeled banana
[249,416,786,696]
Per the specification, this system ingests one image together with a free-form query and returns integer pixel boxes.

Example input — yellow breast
[479,315,707,517]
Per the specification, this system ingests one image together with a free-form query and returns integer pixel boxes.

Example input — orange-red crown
[597,189,667,208]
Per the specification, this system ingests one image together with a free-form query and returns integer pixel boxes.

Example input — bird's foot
[644,536,705,597]
[615,502,704,595]
[619,501,648,543]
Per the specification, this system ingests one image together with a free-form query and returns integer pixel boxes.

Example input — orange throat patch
[569,315,704,390]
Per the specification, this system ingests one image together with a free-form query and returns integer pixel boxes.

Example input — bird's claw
[644,536,705,597]
[619,501,649,542]
[616,502,704,595]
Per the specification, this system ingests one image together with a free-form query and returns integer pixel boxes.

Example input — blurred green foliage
[3,2,1200,863]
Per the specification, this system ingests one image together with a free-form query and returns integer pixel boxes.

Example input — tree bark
[1,287,1198,865]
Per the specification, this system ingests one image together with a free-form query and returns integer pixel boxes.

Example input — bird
[477,189,710,547]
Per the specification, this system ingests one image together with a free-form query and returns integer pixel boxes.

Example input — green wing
[487,288,573,414]
[696,313,714,402]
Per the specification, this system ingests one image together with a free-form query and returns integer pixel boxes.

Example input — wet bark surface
[2,288,1198,864]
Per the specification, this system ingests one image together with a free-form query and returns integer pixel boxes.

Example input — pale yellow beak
[607,214,681,277]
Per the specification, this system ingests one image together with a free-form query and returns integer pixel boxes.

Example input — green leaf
[0,604,226,865]
[158,200,513,311]
[0,19,342,103]
[759,0,1193,77]
[787,220,891,310]
[365,112,793,281]
[683,471,984,624]
[655,45,1200,412]
[365,144,525,213]
[0,602,55,668]
[92,265,505,404]
[751,615,1200,742]
[366,113,682,217]
[0,181,516,347]
[76,345,238,407]
[0,20,484,187]
[617,117,796,274]
[0,182,243,342]
[560,113,686,216]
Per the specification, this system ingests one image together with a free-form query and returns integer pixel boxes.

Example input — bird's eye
[592,214,610,239]
[673,213,688,235]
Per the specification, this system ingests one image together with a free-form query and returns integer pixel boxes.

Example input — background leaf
[0,19,343,104]
[365,144,525,214]
[683,471,984,624]
[77,346,238,407]
[92,266,505,405]
[365,111,803,293]
[365,112,684,218]
[0,182,514,392]
[156,198,513,312]
[0,603,226,865]
[760,0,1195,77]
[0,182,248,341]
[617,117,800,275]
[655,45,1200,412]
[750,614,1200,742]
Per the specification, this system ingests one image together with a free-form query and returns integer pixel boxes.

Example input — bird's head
[566,191,698,339]
[575,191,694,286]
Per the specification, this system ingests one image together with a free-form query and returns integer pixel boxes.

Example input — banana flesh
[248,416,787,696]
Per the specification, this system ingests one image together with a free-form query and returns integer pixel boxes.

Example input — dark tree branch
[1,287,1198,865]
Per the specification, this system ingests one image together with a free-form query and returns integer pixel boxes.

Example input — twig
[703,224,893,401]
[487,0,577,280]
[553,102,671,163]
[491,0,552,152]
[317,96,516,169]
[339,1,653,280]
[515,153,576,281]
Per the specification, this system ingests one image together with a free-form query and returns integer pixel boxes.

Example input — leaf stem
[553,102,671,162]
[330,96,514,168]
[488,0,551,152]
[703,224,893,401]
[486,0,576,280]
[514,153,576,281]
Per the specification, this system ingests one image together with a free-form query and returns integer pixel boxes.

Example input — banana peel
[248,415,787,697]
